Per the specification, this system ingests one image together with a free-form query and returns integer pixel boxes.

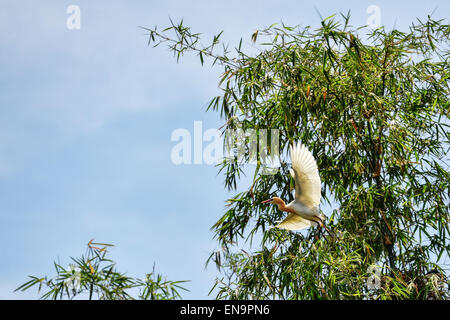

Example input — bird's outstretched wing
[289,142,321,208]
[274,212,318,230]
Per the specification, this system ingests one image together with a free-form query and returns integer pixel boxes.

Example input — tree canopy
[145,13,449,299]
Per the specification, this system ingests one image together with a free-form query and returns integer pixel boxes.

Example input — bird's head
[262,197,284,206]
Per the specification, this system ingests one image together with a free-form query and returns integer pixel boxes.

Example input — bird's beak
[262,198,273,204]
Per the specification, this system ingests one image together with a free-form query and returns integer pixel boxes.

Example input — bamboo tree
[146,13,449,299]
[16,240,189,300]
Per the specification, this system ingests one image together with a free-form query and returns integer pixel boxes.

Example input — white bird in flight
[262,142,330,233]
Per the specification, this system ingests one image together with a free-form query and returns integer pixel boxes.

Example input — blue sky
[0,0,448,299]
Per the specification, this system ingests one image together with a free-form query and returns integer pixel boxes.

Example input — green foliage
[16,240,189,300]
[147,13,449,299]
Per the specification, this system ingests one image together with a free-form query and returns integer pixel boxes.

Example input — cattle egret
[263,142,331,233]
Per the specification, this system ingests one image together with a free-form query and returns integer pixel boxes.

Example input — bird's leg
[315,226,329,244]
[314,217,335,238]
[310,217,327,244]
